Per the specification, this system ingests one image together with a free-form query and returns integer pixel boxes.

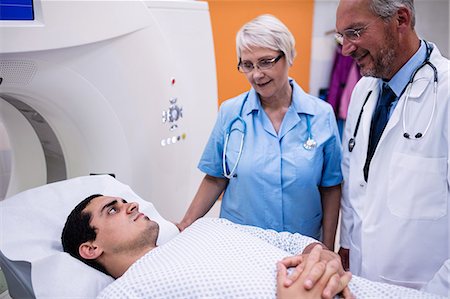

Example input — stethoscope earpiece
[403,132,423,139]
[402,41,437,140]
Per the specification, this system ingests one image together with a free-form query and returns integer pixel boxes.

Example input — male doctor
[335,0,449,294]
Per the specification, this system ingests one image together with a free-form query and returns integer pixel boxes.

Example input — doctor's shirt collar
[384,40,427,97]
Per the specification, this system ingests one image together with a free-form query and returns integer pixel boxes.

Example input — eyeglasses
[237,53,284,73]
[335,17,381,45]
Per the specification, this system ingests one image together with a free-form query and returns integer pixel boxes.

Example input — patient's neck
[102,245,156,278]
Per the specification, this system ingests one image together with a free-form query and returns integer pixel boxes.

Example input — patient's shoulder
[190,217,231,227]
[187,218,249,235]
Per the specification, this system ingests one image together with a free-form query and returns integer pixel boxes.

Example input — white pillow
[0,175,179,298]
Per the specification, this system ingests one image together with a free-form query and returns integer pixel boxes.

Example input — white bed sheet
[0,175,179,298]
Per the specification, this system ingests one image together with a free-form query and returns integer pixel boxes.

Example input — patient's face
[85,196,159,254]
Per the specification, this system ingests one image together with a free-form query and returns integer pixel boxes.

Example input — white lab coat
[422,259,450,297]
[340,43,450,290]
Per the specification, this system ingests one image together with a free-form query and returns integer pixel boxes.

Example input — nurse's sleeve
[320,106,343,187]
[198,104,228,178]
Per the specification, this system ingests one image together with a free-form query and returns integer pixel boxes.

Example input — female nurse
[177,14,342,250]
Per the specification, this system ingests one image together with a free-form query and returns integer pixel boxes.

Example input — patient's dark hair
[61,194,109,275]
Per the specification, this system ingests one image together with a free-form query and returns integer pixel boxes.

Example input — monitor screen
[0,0,34,20]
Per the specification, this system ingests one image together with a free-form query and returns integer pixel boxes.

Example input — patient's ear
[79,242,103,260]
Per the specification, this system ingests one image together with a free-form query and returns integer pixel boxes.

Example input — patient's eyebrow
[100,198,127,215]
[101,199,118,214]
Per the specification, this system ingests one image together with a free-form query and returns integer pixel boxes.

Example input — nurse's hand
[277,245,353,299]
[338,247,350,271]
[175,222,184,232]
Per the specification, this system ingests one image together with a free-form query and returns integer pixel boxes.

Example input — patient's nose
[127,202,139,213]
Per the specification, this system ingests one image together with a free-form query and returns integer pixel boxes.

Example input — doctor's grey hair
[369,0,416,28]
[236,14,296,66]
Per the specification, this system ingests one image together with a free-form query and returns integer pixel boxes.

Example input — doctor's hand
[277,245,353,299]
[338,247,350,271]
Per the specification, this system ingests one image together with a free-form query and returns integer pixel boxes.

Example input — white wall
[310,0,340,98]
[415,0,449,58]
[310,0,450,98]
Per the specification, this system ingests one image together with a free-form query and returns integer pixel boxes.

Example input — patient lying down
[61,195,442,299]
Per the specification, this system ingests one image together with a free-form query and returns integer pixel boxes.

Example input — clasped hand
[277,244,354,299]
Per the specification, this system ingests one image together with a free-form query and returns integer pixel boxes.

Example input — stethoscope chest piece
[348,138,355,152]
[303,137,317,150]
[302,114,316,150]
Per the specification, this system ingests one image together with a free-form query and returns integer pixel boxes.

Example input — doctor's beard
[360,28,397,79]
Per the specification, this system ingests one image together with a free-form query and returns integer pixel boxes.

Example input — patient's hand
[277,245,353,299]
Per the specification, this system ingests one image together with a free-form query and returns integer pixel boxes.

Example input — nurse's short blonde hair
[236,14,296,66]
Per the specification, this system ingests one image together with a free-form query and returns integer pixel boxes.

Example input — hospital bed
[0,175,446,299]
[0,175,179,298]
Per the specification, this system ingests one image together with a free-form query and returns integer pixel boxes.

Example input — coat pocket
[387,152,447,220]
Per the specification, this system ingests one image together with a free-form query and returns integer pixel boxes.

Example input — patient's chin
[149,219,159,230]
[147,221,160,245]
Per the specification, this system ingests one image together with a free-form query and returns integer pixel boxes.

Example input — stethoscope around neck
[348,41,438,153]
[222,92,316,179]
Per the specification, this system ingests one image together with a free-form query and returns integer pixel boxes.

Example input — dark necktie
[363,83,397,181]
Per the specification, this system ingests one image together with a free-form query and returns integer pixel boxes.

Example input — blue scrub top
[199,79,343,239]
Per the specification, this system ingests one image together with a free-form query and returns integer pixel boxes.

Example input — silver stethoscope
[222,92,316,179]
[348,41,438,152]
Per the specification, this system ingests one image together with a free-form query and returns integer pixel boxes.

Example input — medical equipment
[303,115,317,150]
[0,1,218,297]
[402,42,438,139]
[347,41,438,152]
[347,91,372,152]
[223,115,246,179]
[222,93,316,178]
[0,0,217,221]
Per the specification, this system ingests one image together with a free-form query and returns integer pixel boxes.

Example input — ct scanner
[0,0,218,221]
[0,1,218,296]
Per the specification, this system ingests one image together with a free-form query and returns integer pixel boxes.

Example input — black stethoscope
[348,41,438,152]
